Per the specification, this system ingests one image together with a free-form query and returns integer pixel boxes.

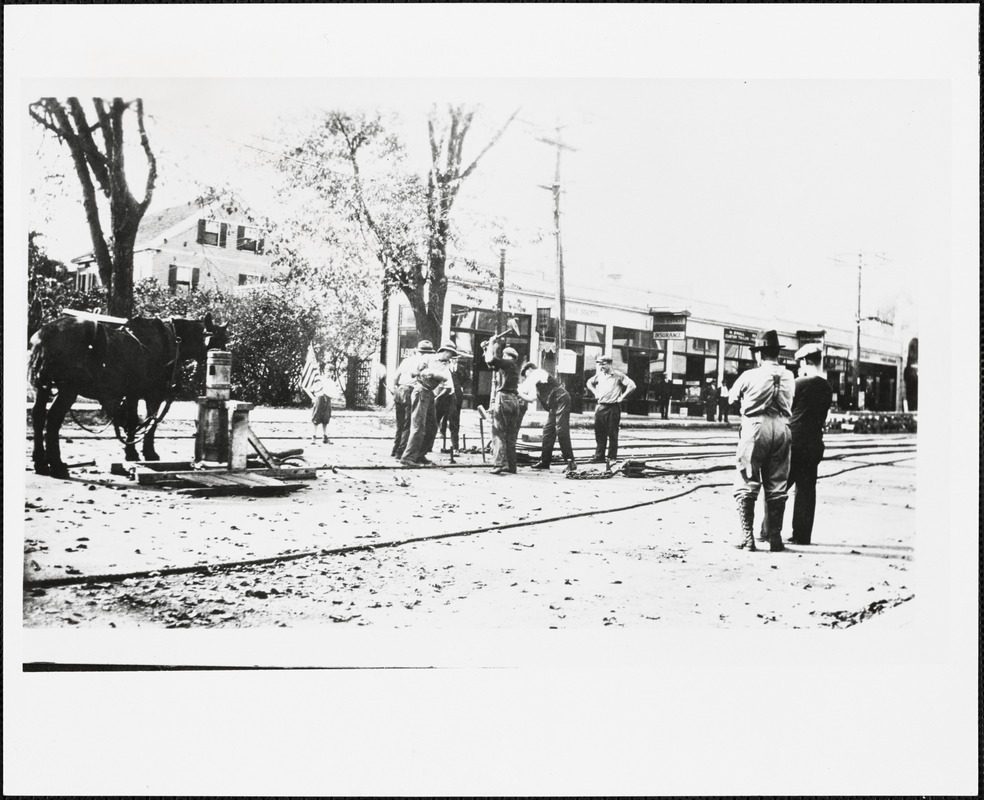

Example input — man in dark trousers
[518,362,578,473]
[728,329,795,552]
[785,342,833,544]
[389,340,435,459]
[585,354,636,463]
[483,333,524,475]
[436,353,464,453]
[717,379,731,423]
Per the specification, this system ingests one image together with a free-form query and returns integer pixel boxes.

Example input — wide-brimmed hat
[416,340,435,354]
[794,342,823,361]
[751,330,780,352]
[596,354,613,364]
[437,341,458,356]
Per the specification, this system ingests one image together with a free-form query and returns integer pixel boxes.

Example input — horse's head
[172,314,229,361]
[202,312,229,353]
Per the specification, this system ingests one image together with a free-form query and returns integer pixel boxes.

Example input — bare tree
[29,97,157,317]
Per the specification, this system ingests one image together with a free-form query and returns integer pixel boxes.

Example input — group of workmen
[386,327,832,552]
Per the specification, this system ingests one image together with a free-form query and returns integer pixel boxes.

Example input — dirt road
[21,411,916,632]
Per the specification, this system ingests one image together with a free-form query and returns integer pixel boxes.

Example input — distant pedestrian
[701,378,717,422]
[483,332,524,475]
[654,375,670,420]
[728,329,795,552]
[311,387,332,443]
[389,340,436,459]
[400,342,455,468]
[586,354,636,462]
[717,380,731,423]
[786,343,833,544]
[518,362,578,473]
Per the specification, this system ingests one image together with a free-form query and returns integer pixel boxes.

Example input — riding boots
[735,495,757,550]
[765,499,787,552]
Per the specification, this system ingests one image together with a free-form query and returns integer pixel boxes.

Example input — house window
[236,225,265,254]
[238,274,264,286]
[169,265,200,295]
[197,219,227,247]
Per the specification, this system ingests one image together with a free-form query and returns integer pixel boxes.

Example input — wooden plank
[185,473,244,487]
[62,308,129,326]
[133,466,319,485]
[224,472,288,487]
[175,482,307,498]
[247,426,277,467]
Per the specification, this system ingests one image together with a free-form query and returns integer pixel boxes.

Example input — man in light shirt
[389,340,435,459]
[518,362,578,473]
[585,354,636,463]
[728,329,795,552]
[399,342,455,468]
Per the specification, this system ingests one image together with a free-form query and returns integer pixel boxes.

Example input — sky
[22,76,946,334]
[4,6,980,795]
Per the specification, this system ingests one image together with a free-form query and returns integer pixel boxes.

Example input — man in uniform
[728,329,795,552]
[389,340,435,459]
[518,362,578,473]
[585,354,636,463]
[786,342,833,544]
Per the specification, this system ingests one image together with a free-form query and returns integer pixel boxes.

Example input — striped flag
[299,343,324,400]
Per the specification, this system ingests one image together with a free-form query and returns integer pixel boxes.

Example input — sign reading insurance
[651,313,688,340]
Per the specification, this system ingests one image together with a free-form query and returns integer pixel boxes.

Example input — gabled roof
[71,200,231,263]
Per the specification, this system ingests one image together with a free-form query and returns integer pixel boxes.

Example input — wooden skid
[131,465,318,486]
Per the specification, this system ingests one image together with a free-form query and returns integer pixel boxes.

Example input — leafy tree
[276,106,518,345]
[28,97,157,317]
[27,231,105,342]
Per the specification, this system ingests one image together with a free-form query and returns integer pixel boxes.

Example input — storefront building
[382,270,906,415]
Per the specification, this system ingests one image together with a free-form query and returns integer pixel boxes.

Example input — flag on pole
[299,343,324,400]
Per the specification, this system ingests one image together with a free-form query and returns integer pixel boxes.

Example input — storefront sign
[797,330,826,345]
[651,313,688,340]
[557,348,578,374]
[724,327,756,345]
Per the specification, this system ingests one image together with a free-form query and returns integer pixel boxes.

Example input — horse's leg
[123,396,141,462]
[44,389,77,479]
[31,387,51,475]
[141,396,163,461]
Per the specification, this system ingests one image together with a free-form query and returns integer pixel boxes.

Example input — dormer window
[237,225,265,254]
[197,219,228,247]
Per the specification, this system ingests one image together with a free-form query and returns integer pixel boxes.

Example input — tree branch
[459,107,520,182]
[134,99,157,214]
[67,98,110,194]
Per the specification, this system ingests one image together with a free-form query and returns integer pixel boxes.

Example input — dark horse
[29,314,227,478]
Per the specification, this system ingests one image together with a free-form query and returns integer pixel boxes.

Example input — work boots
[735,495,757,551]
[565,459,578,474]
[766,499,787,552]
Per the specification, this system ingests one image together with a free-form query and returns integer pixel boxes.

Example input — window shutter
[237,225,245,250]
[219,223,227,248]
[168,264,178,294]
[192,267,200,291]
[257,237,265,255]
[197,219,206,244]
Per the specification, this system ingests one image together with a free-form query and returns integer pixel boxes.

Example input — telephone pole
[496,248,506,335]
[538,128,576,356]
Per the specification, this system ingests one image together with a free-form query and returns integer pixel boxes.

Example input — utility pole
[538,128,576,359]
[854,251,863,411]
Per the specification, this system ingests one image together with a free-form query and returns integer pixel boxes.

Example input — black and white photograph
[4,4,978,796]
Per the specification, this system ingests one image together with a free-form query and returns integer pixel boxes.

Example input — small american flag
[299,343,324,399]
